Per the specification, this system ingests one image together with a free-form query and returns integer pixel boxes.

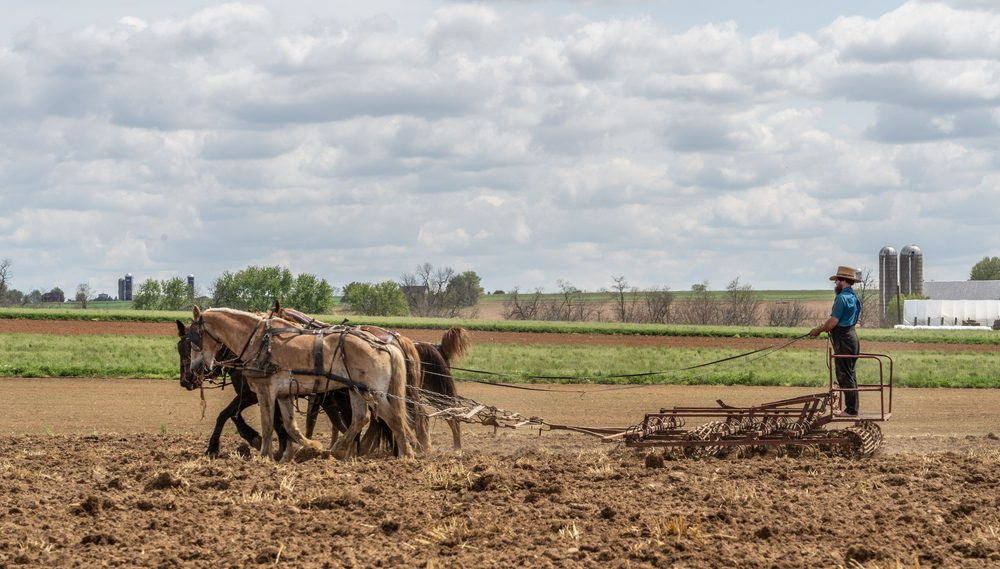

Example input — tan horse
[188,307,415,460]
[272,305,431,452]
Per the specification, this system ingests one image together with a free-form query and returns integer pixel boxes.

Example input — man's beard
[835,283,844,294]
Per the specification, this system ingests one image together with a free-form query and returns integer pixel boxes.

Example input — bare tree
[675,282,719,325]
[502,287,543,320]
[855,267,879,328]
[504,281,600,322]
[766,301,813,327]
[400,263,459,317]
[539,280,599,322]
[642,286,674,324]
[608,276,641,323]
[721,277,761,326]
[75,283,92,309]
[0,258,10,299]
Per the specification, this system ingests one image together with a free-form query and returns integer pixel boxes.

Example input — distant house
[41,291,65,302]
[924,280,1000,300]
[401,285,429,297]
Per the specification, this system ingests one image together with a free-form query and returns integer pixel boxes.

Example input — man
[809,266,861,416]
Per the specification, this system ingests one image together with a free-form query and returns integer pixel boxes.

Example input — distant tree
[677,281,718,325]
[2,288,24,305]
[766,301,812,327]
[970,256,1000,280]
[210,265,332,312]
[341,281,409,316]
[447,271,484,308]
[609,276,641,323]
[502,287,543,320]
[132,279,163,310]
[642,286,674,324]
[75,283,92,308]
[721,277,760,326]
[340,282,362,304]
[27,289,42,304]
[400,263,460,317]
[0,258,11,299]
[539,280,599,321]
[160,277,190,310]
[285,273,336,313]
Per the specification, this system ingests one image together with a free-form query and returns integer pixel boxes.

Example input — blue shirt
[831,286,859,327]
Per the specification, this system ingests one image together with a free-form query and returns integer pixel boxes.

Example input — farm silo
[899,245,923,296]
[124,273,133,301]
[878,246,898,320]
[187,275,195,298]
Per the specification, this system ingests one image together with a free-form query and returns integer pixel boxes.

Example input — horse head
[175,320,200,391]
[187,306,224,388]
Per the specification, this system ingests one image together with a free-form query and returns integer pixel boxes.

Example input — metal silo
[899,244,923,296]
[187,275,195,298]
[124,273,133,301]
[878,246,898,320]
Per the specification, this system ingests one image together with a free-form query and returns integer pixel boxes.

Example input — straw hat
[829,266,859,283]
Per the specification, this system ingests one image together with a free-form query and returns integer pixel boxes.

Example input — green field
[2,307,998,345]
[0,331,996,388]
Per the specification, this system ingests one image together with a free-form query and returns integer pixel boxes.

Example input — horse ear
[273,299,281,312]
[175,320,186,337]
[193,305,201,319]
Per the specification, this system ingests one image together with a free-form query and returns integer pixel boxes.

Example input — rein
[435,334,810,391]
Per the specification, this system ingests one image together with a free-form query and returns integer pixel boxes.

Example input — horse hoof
[251,436,263,451]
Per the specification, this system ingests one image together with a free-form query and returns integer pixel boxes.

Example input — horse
[271,304,431,452]
[271,305,471,451]
[187,306,415,460]
[175,320,351,458]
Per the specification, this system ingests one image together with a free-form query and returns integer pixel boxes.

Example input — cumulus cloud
[0,1,998,295]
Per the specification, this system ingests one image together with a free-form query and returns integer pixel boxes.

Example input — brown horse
[272,305,430,451]
[273,305,471,452]
[188,307,415,460]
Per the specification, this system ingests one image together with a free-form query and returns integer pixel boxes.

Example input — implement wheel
[838,421,882,458]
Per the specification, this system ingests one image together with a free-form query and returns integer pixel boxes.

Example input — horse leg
[275,396,323,453]
[304,394,323,439]
[249,377,277,460]
[275,402,291,461]
[375,393,415,459]
[227,375,262,450]
[207,393,249,456]
[358,415,385,456]
[321,390,352,449]
[331,390,368,460]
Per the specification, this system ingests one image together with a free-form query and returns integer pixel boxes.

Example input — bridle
[187,316,225,379]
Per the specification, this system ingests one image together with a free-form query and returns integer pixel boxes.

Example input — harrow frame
[612,350,893,458]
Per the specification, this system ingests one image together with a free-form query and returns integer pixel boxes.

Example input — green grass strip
[1,333,997,388]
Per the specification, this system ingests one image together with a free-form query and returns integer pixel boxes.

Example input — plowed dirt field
[1,320,999,568]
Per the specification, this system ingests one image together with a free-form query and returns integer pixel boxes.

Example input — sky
[2,0,999,297]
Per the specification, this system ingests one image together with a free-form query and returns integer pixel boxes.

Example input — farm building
[901,280,1000,329]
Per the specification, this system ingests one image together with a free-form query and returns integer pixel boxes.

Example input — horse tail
[438,327,470,365]
[397,335,423,391]
[395,335,428,450]
[388,344,415,456]
[416,342,456,399]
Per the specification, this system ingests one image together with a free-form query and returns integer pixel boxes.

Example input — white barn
[900,280,1000,329]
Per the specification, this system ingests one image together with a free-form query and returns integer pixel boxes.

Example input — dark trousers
[830,326,859,414]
